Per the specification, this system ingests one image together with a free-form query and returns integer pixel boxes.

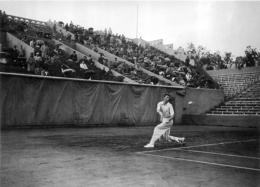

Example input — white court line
[136,139,257,154]
[178,149,260,160]
[139,153,260,172]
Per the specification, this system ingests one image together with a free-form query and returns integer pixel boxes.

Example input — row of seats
[57,20,218,88]
[212,72,260,98]
[1,32,118,81]
[2,19,128,82]
[206,80,260,116]
[6,19,52,38]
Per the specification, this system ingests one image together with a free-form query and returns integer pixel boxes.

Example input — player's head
[163,94,171,103]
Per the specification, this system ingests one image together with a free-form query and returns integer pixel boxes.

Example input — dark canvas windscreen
[0,75,176,126]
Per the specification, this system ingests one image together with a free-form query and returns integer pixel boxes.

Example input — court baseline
[136,139,257,154]
[137,139,259,172]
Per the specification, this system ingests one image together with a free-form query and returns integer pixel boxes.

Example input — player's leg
[168,120,185,144]
[169,136,185,144]
[144,122,168,148]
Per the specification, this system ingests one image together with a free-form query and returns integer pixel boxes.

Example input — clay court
[1,125,259,187]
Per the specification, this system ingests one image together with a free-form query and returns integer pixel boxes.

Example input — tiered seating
[212,72,260,98]
[235,81,260,99]
[1,32,118,81]
[206,81,260,115]
[45,19,219,88]
[6,19,52,37]
[32,24,52,33]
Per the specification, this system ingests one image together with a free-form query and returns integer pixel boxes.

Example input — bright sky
[1,0,260,56]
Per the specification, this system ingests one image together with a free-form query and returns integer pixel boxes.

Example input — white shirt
[30,40,35,47]
[80,63,88,70]
[157,101,174,119]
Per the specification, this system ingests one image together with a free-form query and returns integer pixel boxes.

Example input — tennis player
[144,94,185,148]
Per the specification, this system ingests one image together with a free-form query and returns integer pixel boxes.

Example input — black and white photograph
[0,0,260,186]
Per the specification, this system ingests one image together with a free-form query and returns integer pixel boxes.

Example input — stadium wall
[182,115,260,127]
[0,73,224,127]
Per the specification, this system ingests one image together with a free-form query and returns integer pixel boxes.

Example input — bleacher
[5,15,52,38]
[212,72,260,98]
[0,14,122,82]
[206,78,260,116]
[1,13,225,88]
[49,19,219,88]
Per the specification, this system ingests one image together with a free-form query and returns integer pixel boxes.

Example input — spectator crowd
[7,14,257,89]
[52,20,217,88]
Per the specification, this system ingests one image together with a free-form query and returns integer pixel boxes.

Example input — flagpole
[136,4,138,39]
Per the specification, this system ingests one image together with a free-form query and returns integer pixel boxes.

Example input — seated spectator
[18,45,25,58]
[59,30,63,41]
[93,45,98,53]
[53,47,59,55]
[40,42,49,58]
[78,56,88,64]
[124,63,131,74]
[43,54,53,69]
[53,46,63,56]
[205,64,213,70]
[69,21,73,29]
[34,52,43,67]
[117,61,130,74]
[159,71,165,77]
[41,68,50,76]
[35,40,44,48]
[131,63,143,78]
[18,45,26,68]
[29,39,36,48]
[52,24,57,34]
[86,54,95,66]
[34,66,43,75]
[80,60,88,70]
[21,35,28,43]
[66,33,72,42]
[61,64,76,77]
[69,51,77,61]
[185,72,192,82]
[103,58,110,68]
[11,45,19,61]
[64,23,69,31]
[111,57,120,68]
[101,68,112,80]
[26,52,36,73]
[44,57,54,76]
[116,62,126,74]
[80,61,95,79]
[150,76,159,85]
[98,53,105,64]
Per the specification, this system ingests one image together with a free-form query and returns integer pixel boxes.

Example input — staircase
[211,72,260,98]
[206,80,260,116]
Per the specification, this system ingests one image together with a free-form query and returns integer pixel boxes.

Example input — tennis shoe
[144,144,154,148]
[177,137,185,144]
